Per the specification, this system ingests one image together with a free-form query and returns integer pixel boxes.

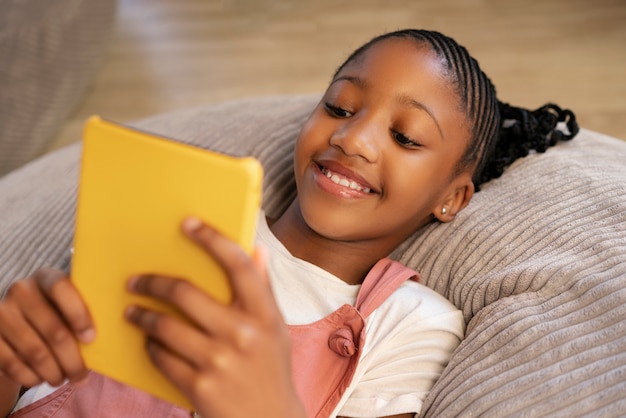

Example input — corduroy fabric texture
[1,94,625,417]
[0,0,117,177]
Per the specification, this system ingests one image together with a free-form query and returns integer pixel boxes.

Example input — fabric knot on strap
[328,327,357,357]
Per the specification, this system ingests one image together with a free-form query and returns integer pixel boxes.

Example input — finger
[15,275,90,383]
[125,305,219,369]
[249,244,283,314]
[251,245,271,288]
[0,279,81,385]
[0,337,42,388]
[181,218,278,315]
[127,275,263,352]
[34,269,96,344]
[0,310,66,385]
[127,274,232,335]
[143,337,213,407]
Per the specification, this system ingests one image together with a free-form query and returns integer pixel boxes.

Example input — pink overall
[10,258,417,418]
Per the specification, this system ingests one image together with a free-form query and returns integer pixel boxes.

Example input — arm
[125,217,306,418]
[0,269,96,415]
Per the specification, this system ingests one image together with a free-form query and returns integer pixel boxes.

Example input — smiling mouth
[320,166,373,193]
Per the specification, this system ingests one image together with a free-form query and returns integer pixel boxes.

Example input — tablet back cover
[71,116,263,409]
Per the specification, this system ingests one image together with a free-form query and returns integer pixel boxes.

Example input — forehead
[335,37,469,142]
[342,37,446,78]
[336,38,458,106]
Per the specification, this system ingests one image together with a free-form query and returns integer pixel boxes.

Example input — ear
[433,174,475,223]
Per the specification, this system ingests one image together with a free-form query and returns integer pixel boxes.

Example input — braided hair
[334,29,579,191]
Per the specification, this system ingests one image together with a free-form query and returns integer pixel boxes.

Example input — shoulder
[342,279,464,417]
[367,280,465,341]
[389,279,461,318]
[369,259,459,320]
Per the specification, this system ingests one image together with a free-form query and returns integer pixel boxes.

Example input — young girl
[0,29,577,418]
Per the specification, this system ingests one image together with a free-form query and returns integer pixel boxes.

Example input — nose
[329,114,380,162]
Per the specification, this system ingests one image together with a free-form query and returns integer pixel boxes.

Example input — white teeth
[323,168,371,193]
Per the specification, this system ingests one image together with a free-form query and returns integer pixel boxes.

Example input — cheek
[293,112,330,181]
[293,123,314,178]
[293,138,312,193]
[383,156,445,213]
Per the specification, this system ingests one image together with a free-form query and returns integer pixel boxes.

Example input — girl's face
[292,37,474,252]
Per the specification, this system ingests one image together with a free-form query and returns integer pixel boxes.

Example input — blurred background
[7,0,626,163]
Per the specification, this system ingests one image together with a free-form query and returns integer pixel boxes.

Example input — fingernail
[182,216,202,232]
[124,305,136,320]
[127,275,139,291]
[78,328,96,343]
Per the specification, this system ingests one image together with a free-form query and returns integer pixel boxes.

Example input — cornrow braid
[334,29,579,191]
[476,102,579,188]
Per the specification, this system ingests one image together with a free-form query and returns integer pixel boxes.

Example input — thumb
[251,245,271,287]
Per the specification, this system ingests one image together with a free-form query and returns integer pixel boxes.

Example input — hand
[0,268,95,388]
[125,217,306,418]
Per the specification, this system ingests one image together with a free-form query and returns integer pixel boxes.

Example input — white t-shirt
[14,213,465,417]
[256,214,465,417]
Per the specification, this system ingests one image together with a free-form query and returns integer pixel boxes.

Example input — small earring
[441,207,447,215]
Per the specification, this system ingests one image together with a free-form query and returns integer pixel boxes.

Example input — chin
[300,206,362,242]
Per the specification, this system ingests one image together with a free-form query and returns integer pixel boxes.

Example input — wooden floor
[50,0,626,151]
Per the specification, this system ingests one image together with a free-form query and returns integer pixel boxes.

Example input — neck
[269,200,395,285]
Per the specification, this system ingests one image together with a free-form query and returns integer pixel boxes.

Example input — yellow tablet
[71,116,263,409]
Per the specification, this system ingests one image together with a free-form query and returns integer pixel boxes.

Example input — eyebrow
[331,75,445,141]
[396,94,444,141]
[331,75,367,89]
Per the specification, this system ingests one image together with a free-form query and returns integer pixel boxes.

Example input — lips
[321,167,372,193]
[315,160,378,195]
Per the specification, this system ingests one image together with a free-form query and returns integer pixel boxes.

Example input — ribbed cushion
[0,0,116,177]
[1,94,624,417]
[404,129,626,417]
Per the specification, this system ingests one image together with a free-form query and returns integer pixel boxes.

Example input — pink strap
[355,258,419,318]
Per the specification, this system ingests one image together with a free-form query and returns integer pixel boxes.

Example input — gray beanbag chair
[1,94,624,417]
[0,0,116,176]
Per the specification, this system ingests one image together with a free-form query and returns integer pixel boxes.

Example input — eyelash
[324,102,421,149]
[392,131,421,148]
[324,103,352,118]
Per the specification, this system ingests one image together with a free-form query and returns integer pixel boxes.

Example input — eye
[392,130,421,149]
[324,103,353,118]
